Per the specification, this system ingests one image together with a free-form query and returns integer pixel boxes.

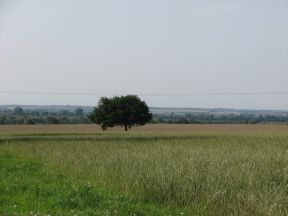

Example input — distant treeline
[0,107,90,125]
[0,107,288,125]
[153,113,288,124]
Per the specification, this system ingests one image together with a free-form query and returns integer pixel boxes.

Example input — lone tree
[88,95,152,131]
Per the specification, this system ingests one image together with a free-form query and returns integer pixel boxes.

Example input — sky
[0,0,287,109]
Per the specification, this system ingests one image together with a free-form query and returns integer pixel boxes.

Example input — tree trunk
[125,124,128,131]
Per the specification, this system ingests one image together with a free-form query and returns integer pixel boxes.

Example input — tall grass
[1,132,288,215]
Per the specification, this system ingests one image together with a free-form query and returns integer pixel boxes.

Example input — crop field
[1,124,288,215]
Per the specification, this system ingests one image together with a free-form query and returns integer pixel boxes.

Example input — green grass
[0,152,176,215]
[1,132,288,215]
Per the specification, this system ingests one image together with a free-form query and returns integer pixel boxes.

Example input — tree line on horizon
[0,106,90,125]
[1,94,288,126]
[1,106,288,125]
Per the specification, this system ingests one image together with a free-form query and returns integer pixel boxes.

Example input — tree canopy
[88,95,152,131]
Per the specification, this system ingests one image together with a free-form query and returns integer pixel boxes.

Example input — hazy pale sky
[0,0,287,109]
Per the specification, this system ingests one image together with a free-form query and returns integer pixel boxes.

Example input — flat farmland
[1,124,288,215]
[1,123,288,134]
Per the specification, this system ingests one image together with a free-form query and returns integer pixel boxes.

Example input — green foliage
[1,132,288,215]
[25,118,35,125]
[88,95,152,131]
[46,116,60,124]
[154,113,288,124]
[0,152,173,215]
[0,107,91,125]
[1,105,287,125]
[59,182,103,209]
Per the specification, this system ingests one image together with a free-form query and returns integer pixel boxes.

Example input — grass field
[1,124,288,215]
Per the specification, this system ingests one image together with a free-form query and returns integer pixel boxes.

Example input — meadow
[1,124,288,215]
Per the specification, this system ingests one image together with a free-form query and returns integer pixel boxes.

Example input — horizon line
[0,104,288,112]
